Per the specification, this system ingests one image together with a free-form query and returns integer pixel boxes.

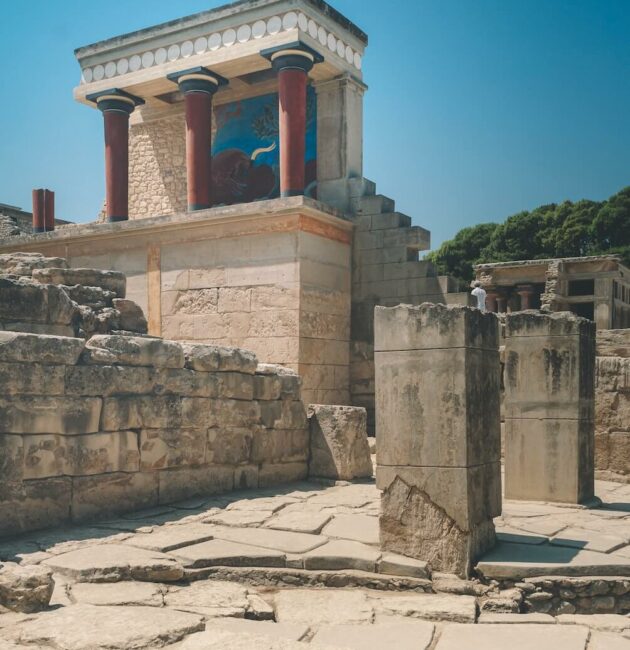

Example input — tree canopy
[427,186,630,283]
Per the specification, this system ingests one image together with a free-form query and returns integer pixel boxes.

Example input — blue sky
[0,0,628,249]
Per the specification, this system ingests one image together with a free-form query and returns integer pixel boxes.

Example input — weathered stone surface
[377,553,430,579]
[164,580,249,617]
[0,252,67,276]
[0,362,65,396]
[273,589,373,625]
[374,593,476,623]
[177,628,311,650]
[308,405,373,480]
[557,613,630,632]
[252,428,309,465]
[70,581,163,606]
[597,329,630,358]
[0,396,101,435]
[158,465,234,504]
[208,525,326,554]
[122,524,215,552]
[0,278,76,328]
[589,631,630,649]
[203,619,308,642]
[322,514,379,544]
[312,622,435,650]
[83,335,184,368]
[183,343,257,374]
[64,365,156,396]
[256,364,301,399]
[11,603,202,649]
[0,332,84,365]
[435,623,589,650]
[263,508,333,535]
[303,539,381,572]
[258,462,308,487]
[32,267,126,298]
[477,613,556,624]
[0,563,53,613]
[111,298,148,333]
[140,429,206,470]
[42,544,183,582]
[173,539,285,569]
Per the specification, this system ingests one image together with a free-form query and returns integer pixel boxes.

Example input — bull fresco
[211,88,317,205]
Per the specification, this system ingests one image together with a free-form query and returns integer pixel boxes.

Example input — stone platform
[3,479,630,648]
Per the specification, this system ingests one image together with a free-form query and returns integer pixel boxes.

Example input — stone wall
[0,331,308,537]
[595,329,630,481]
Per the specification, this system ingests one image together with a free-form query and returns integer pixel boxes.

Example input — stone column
[87,89,144,222]
[504,311,595,503]
[496,292,508,313]
[314,74,367,212]
[31,189,45,233]
[167,67,227,211]
[375,303,502,578]
[517,284,534,310]
[486,289,498,313]
[262,43,323,197]
[44,189,55,232]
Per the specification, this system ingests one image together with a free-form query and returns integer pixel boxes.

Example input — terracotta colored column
[32,189,45,233]
[168,67,227,211]
[517,284,535,310]
[496,293,508,314]
[486,289,498,313]
[44,189,55,231]
[262,43,323,197]
[87,89,144,222]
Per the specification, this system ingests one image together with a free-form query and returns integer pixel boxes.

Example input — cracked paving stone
[550,527,627,553]
[377,553,430,579]
[311,621,435,650]
[8,603,203,650]
[274,589,373,625]
[372,593,476,624]
[69,581,164,606]
[557,614,630,632]
[207,525,327,554]
[204,510,275,527]
[588,631,630,649]
[307,486,375,509]
[303,539,381,572]
[204,619,309,641]
[263,508,333,535]
[322,514,379,545]
[226,496,299,512]
[172,539,286,569]
[495,524,548,545]
[478,613,556,624]
[122,524,216,552]
[177,628,325,649]
[434,623,589,650]
[41,544,184,582]
[164,580,249,618]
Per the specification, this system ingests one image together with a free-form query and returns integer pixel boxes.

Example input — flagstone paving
[2,478,630,646]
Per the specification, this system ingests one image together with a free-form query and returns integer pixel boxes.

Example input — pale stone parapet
[375,303,501,578]
[504,311,596,503]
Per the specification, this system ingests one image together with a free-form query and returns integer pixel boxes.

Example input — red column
[278,68,307,197]
[32,189,45,233]
[44,189,55,231]
[87,90,144,223]
[517,284,535,310]
[168,68,226,211]
[486,290,498,313]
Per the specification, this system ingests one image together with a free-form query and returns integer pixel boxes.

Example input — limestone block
[307,404,373,480]
[111,298,148,333]
[608,432,630,474]
[597,329,630,358]
[374,303,499,352]
[154,368,219,398]
[64,284,115,309]
[65,365,156,396]
[31,267,126,298]
[0,362,65,395]
[182,343,257,374]
[0,396,102,434]
[205,398,261,428]
[253,373,283,401]
[46,284,78,324]
[83,335,184,368]
[596,357,630,393]
[101,396,183,431]
[234,464,259,490]
[256,364,301,399]
[140,429,207,470]
[216,372,255,400]
[260,400,307,430]
[0,435,23,483]
[0,277,48,323]
[158,465,234,504]
[218,287,251,313]
[0,478,71,535]
[251,428,309,465]
[250,284,300,312]
[0,252,67,276]
[505,418,594,503]
[1,321,75,337]
[376,348,501,468]
[71,472,158,521]
[23,431,140,479]
[207,428,253,465]
[258,462,308,487]
[0,562,54,612]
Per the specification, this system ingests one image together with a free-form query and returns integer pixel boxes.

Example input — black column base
[188,203,211,211]
[32,227,46,233]
[108,216,128,223]
[281,190,304,198]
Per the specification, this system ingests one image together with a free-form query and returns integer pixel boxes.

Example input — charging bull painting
[211,88,317,206]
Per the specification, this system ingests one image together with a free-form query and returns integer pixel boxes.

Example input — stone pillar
[87,89,144,222]
[375,303,502,578]
[314,74,367,212]
[496,292,508,313]
[44,189,55,232]
[486,289,498,313]
[31,189,45,233]
[504,311,595,503]
[167,67,227,211]
[262,43,323,197]
[516,284,534,310]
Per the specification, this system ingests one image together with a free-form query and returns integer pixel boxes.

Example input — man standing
[471,281,487,312]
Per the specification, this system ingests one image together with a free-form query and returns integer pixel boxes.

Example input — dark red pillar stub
[32,189,45,233]
[261,43,323,198]
[44,189,55,231]
[86,89,145,223]
[167,67,228,211]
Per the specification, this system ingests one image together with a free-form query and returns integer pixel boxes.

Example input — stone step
[383,225,431,251]
[352,194,395,216]
[348,177,377,199]
[369,212,413,230]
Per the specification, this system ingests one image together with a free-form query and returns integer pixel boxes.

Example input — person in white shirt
[471,281,487,312]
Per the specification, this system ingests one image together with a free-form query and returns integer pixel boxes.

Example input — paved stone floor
[2,477,630,648]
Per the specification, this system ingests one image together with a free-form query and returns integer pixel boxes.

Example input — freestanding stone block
[307,404,373,480]
[375,303,501,578]
[504,311,595,504]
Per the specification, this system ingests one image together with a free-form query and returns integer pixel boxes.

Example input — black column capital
[261,41,324,74]
[87,88,145,114]
[167,67,228,94]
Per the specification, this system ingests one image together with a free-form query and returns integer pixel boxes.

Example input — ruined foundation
[375,303,502,578]
[504,311,596,503]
